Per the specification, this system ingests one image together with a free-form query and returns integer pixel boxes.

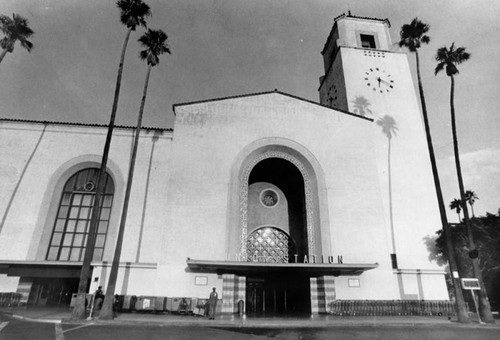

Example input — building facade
[0,14,449,314]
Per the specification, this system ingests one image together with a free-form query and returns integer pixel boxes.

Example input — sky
[1,0,499,222]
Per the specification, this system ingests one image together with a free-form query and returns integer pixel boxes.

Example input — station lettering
[227,253,344,264]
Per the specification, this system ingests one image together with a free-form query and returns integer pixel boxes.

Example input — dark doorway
[246,273,310,315]
[28,278,79,306]
[248,158,308,258]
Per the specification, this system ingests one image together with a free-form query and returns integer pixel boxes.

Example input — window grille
[46,168,114,262]
[246,227,296,263]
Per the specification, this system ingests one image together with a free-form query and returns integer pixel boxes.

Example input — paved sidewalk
[1,306,498,329]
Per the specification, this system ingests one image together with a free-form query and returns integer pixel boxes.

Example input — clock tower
[319,13,396,112]
[319,13,443,279]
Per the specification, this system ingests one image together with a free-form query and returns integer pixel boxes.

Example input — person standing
[208,287,218,320]
[94,286,104,310]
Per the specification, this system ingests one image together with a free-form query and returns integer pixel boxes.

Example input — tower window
[360,34,376,49]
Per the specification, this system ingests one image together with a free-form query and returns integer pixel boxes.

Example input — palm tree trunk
[0,48,9,63]
[449,75,494,323]
[415,51,470,322]
[99,64,152,320]
[72,27,133,320]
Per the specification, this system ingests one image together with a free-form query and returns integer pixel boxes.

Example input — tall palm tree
[435,43,494,323]
[465,190,478,217]
[99,29,170,320]
[399,18,470,322]
[449,198,462,221]
[72,0,151,320]
[377,115,398,262]
[0,13,34,64]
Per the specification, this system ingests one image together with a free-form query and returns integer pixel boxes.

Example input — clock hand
[377,77,381,87]
[379,78,392,86]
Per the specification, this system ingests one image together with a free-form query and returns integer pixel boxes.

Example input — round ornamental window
[83,181,95,191]
[260,189,278,208]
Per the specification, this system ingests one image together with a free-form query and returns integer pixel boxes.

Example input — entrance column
[221,274,246,314]
[310,275,335,314]
[16,278,33,305]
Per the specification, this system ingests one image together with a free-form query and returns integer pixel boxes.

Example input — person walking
[208,287,218,320]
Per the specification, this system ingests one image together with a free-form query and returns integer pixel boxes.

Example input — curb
[9,313,61,324]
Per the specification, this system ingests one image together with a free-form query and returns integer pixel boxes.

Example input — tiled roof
[0,117,173,132]
[334,12,391,27]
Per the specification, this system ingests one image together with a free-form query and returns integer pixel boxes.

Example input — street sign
[461,278,480,290]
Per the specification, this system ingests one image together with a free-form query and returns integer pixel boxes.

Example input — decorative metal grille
[246,227,296,263]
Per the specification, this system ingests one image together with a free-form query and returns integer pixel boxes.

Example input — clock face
[364,67,394,93]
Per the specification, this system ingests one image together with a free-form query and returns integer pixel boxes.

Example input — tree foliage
[450,198,462,218]
[0,13,34,63]
[430,210,500,311]
[435,42,471,76]
[138,29,170,66]
[399,17,430,52]
[0,13,33,52]
[117,0,151,31]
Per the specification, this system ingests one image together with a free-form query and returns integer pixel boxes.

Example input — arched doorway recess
[239,151,315,260]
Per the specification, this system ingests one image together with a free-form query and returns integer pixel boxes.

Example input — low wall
[329,300,461,316]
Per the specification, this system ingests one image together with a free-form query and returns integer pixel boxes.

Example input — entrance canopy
[186,259,378,276]
[0,260,82,278]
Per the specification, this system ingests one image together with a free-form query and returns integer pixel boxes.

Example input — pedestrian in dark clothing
[94,286,104,310]
[208,287,218,320]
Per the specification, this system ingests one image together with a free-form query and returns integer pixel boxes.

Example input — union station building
[0,14,449,314]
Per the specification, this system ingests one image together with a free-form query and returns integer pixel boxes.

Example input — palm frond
[0,15,12,34]
[0,13,34,53]
[138,28,170,66]
[398,18,431,52]
[139,49,148,61]
[465,190,478,204]
[454,48,471,64]
[450,198,462,213]
[434,61,445,75]
[117,0,151,30]
[19,39,33,52]
[435,43,470,77]
[435,46,449,62]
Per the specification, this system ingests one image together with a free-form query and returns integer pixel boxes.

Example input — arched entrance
[244,157,311,314]
[221,140,332,315]
[239,151,318,259]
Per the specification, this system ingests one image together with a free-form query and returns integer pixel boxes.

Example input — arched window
[247,227,296,263]
[46,168,114,262]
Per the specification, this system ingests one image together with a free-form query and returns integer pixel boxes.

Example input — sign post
[461,278,483,324]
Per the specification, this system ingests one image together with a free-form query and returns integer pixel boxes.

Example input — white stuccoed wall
[159,92,401,297]
[0,120,172,294]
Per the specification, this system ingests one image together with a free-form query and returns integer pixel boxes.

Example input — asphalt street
[1,313,500,340]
